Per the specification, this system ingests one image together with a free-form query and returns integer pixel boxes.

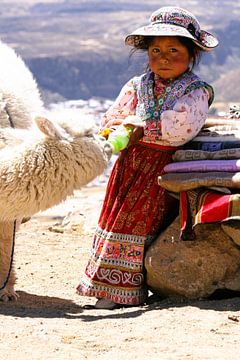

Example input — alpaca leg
[0,221,19,301]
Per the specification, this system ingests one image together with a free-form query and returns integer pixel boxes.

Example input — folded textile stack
[158,105,240,240]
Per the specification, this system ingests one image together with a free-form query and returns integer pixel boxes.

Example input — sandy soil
[0,185,240,360]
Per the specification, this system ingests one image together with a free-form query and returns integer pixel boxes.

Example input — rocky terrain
[0,185,240,360]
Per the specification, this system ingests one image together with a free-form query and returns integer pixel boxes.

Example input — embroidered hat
[125,6,218,51]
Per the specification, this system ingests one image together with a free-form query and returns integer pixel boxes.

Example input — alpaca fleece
[0,41,112,301]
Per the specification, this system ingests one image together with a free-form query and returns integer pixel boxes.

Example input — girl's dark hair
[131,35,203,70]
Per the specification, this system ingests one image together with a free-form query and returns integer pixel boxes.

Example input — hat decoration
[125,7,218,51]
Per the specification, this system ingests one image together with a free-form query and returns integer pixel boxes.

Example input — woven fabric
[77,143,178,305]
[164,159,240,173]
[180,189,240,240]
[158,171,240,192]
[173,148,240,162]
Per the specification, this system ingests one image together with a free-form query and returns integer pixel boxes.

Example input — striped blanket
[180,189,240,240]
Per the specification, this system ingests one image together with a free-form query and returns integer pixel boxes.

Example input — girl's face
[148,36,191,80]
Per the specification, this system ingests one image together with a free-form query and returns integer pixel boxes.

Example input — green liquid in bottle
[107,125,133,154]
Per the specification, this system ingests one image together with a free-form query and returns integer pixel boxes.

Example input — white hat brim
[125,23,218,51]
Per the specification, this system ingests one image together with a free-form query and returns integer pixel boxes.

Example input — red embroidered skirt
[77,142,178,305]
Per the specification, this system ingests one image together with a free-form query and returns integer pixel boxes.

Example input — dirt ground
[0,185,240,360]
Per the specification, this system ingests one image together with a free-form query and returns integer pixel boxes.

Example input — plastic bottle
[98,116,144,154]
[106,125,133,153]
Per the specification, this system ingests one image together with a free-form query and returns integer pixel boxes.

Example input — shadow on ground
[0,291,84,319]
[0,289,240,321]
[145,290,240,312]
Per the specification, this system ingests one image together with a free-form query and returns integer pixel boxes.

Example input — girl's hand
[101,118,123,129]
[128,126,144,146]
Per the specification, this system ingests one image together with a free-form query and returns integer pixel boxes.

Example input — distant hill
[212,68,240,103]
[0,0,239,109]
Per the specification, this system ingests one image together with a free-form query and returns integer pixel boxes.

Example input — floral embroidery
[133,70,213,144]
[100,71,213,146]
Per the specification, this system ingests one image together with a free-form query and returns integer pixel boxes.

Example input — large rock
[145,217,240,299]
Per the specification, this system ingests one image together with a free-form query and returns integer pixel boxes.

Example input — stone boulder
[145,217,240,299]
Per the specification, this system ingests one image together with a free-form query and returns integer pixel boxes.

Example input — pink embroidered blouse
[101,77,210,147]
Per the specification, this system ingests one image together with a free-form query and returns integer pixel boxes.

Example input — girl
[77,6,218,309]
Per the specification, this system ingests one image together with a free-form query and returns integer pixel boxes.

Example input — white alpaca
[0,40,43,129]
[0,116,112,221]
[0,116,112,301]
[0,40,113,301]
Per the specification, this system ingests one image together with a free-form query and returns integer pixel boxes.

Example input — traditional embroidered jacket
[101,70,214,147]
